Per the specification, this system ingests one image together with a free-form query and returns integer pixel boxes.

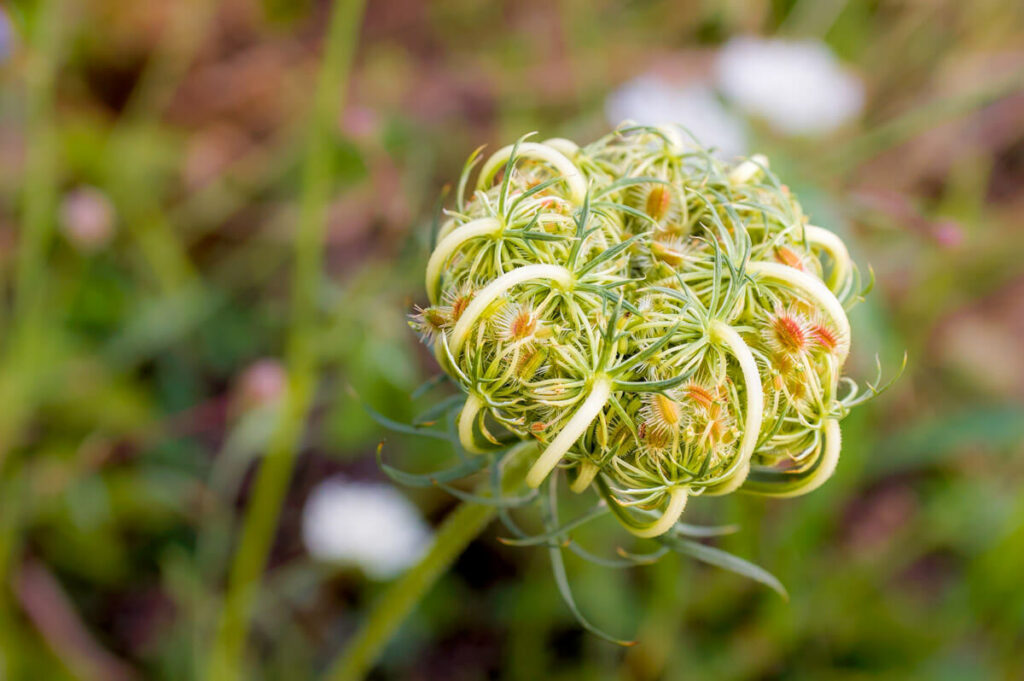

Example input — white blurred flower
[715,36,865,136]
[605,76,748,158]
[302,478,431,580]
[60,186,115,252]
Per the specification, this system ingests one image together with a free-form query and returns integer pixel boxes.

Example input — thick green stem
[625,487,689,539]
[596,479,688,538]
[323,443,536,681]
[0,4,63,675]
[569,461,599,494]
[801,225,852,294]
[457,394,489,453]
[205,2,366,679]
[325,502,491,681]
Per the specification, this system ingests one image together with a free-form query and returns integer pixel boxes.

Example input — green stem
[0,0,62,449]
[457,393,486,453]
[326,502,493,681]
[204,1,366,679]
[703,321,764,496]
[600,483,689,539]
[569,461,599,493]
[12,3,60,323]
[323,443,537,681]
[0,3,63,677]
[801,225,852,293]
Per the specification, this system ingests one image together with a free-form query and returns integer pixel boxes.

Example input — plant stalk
[205,1,366,678]
[478,142,587,203]
[743,418,843,497]
[457,394,490,453]
[323,443,537,681]
[801,225,852,293]
[425,217,501,304]
[0,3,63,676]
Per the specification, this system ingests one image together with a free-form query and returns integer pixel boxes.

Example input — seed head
[763,305,813,356]
[495,303,543,346]
[640,391,685,436]
[809,315,842,355]
[409,305,449,345]
[410,125,876,547]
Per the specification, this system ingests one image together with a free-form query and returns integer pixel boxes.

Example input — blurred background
[1,0,1023,679]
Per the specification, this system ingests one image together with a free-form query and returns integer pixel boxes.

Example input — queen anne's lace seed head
[763,304,815,357]
[412,125,881,538]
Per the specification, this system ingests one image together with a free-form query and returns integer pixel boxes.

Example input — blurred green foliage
[0,0,1023,679]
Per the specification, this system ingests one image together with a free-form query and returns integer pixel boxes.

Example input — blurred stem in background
[327,500,499,681]
[0,0,63,676]
[323,443,538,681]
[619,552,685,681]
[0,0,62,455]
[828,66,1024,176]
[204,0,367,678]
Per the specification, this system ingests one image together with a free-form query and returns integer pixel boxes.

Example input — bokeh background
[1,0,1024,679]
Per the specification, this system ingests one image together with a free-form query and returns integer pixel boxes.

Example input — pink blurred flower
[235,359,287,410]
[60,186,115,252]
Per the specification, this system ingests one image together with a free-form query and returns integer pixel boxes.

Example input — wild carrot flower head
[389,125,897,641]
[409,124,891,524]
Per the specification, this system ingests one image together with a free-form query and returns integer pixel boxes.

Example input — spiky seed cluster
[412,125,873,538]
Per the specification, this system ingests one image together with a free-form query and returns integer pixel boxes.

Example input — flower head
[397,125,891,641]
[808,313,845,356]
[640,391,685,437]
[407,126,879,552]
[494,302,545,347]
